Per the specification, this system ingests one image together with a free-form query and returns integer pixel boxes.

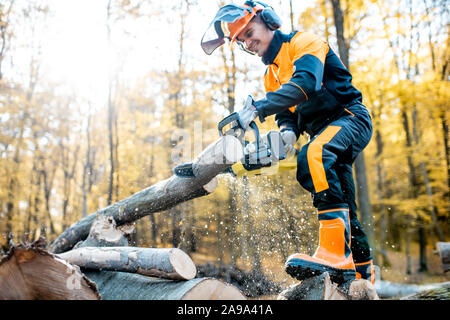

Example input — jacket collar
[262,30,283,66]
[262,30,298,66]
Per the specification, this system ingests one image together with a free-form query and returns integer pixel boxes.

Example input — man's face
[236,18,274,57]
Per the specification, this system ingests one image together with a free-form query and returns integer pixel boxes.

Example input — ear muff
[245,0,282,30]
[259,7,282,30]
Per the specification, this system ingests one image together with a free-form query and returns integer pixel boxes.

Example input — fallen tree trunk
[83,270,246,300]
[50,135,243,254]
[0,240,100,300]
[375,280,450,299]
[400,282,450,300]
[58,246,197,280]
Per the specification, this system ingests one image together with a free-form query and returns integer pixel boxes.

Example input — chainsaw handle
[248,121,261,151]
[218,112,242,137]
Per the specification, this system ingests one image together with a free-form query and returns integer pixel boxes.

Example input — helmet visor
[201,4,252,55]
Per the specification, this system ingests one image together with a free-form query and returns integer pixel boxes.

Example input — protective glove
[237,95,259,131]
[281,129,298,157]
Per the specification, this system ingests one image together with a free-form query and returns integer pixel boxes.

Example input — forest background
[0,0,448,286]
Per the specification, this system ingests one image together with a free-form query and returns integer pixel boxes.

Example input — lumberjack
[201,0,375,285]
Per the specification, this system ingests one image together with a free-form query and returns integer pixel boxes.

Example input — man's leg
[286,125,356,284]
[336,162,375,284]
[286,103,373,284]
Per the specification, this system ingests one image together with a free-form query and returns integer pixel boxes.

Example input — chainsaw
[174,96,297,178]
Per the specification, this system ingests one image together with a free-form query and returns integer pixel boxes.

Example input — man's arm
[275,109,300,138]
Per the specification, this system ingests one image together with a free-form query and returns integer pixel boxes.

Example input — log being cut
[50,135,243,254]
[58,246,197,280]
[83,270,246,300]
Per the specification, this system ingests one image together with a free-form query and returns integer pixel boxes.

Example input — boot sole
[286,259,356,285]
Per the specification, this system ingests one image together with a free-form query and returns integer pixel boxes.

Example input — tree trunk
[329,0,375,258]
[417,216,428,272]
[58,246,196,280]
[401,109,418,274]
[82,110,93,218]
[289,0,294,32]
[437,242,450,272]
[150,213,158,246]
[412,107,445,242]
[441,111,450,207]
[375,279,450,299]
[50,135,243,254]
[83,270,246,300]
[405,218,412,275]
[374,129,391,267]
[330,0,349,68]
[41,166,57,236]
[354,153,375,256]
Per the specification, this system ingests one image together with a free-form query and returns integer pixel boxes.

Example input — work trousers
[296,102,373,263]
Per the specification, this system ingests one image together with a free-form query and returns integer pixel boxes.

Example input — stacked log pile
[1,134,446,300]
[0,215,246,300]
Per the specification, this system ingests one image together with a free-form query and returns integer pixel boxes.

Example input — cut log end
[0,243,100,300]
[168,248,197,280]
[203,177,218,194]
[182,278,246,300]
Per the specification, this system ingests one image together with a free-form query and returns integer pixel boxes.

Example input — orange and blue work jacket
[253,30,362,137]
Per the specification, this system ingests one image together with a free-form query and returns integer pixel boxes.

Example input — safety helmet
[201,1,282,55]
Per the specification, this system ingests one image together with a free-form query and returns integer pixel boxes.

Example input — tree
[329,0,376,260]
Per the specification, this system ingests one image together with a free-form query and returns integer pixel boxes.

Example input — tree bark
[440,113,450,216]
[437,242,450,272]
[330,0,349,68]
[82,270,246,300]
[82,109,93,218]
[50,135,243,254]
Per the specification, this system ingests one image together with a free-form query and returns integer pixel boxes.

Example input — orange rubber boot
[285,206,356,285]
